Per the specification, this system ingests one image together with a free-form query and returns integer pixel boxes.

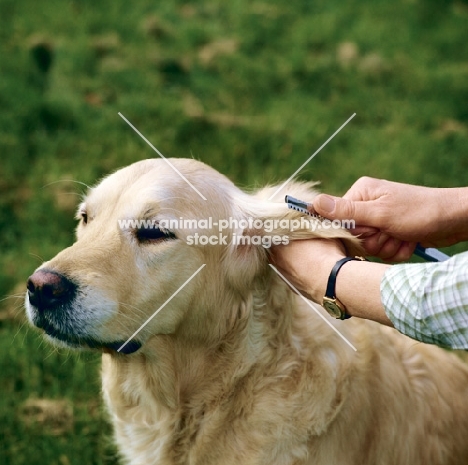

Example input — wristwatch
[322,256,367,320]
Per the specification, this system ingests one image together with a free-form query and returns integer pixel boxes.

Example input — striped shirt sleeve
[380,251,468,349]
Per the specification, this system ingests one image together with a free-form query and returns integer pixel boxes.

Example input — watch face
[323,299,342,318]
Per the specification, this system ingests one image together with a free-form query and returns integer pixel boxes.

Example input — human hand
[311,177,468,262]
[270,238,346,304]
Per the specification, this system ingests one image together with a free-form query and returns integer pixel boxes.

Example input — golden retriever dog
[26,158,468,465]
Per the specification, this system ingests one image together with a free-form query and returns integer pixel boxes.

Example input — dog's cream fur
[27,158,468,464]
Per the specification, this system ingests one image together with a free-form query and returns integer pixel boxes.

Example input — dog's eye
[76,203,89,225]
[135,227,176,243]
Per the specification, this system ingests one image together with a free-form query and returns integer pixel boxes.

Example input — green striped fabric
[381,251,468,349]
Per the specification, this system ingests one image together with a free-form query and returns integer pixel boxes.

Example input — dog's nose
[27,269,77,312]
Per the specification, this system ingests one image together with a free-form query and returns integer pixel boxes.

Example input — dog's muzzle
[27,269,77,312]
[26,269,141,354]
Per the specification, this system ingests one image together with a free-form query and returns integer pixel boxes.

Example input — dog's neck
[102,271,295,412]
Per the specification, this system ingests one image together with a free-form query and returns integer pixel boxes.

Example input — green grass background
[1,0,468,463]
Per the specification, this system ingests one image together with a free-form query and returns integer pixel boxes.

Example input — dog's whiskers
[42,179,91,190]
[28,252,45,263]
[0,293,26,304]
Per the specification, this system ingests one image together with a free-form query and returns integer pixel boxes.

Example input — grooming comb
[285,195,450,262]
[285,195,324,220]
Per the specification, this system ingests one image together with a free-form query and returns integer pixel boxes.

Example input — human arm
[312,178,468,262]
[271,239,468,349]
[381,251,468,349]
[271,239,392,326]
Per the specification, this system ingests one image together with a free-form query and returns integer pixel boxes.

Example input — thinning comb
[285,195,450,262]
[285,195,323,219]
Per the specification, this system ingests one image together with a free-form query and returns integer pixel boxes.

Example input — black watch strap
[325,257,363,298]
[325,256,367,319]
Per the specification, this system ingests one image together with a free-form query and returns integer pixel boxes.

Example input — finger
[313,194,379,228]
[384,242,417,263]
[359,242,384,257]
[376,237,407,261]
[344,225,379,236]
[358,233,391,256]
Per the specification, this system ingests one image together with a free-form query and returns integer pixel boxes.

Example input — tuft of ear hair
[252,182,362,254]
[222,181,364,291]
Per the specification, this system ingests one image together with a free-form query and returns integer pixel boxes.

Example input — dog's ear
[219,206,269,292]
[248,182,363,254]
[223,183,363,290]
[250,201,363,255]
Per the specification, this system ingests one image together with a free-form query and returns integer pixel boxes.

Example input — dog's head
[25,158,359,354]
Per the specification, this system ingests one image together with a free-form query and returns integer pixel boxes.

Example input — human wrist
[322,256,367,319]
[335,260,392,325]
[307,252,345,303]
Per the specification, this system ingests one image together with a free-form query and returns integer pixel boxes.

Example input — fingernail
[316,195,335,214]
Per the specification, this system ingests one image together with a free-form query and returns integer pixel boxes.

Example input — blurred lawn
[1,0,468,463]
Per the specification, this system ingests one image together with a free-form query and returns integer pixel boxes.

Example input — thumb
[313,194,373,225]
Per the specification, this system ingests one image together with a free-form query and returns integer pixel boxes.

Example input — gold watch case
[322,296,347,319]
